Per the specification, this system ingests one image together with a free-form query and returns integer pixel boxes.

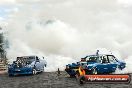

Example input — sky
[0,0,132,72]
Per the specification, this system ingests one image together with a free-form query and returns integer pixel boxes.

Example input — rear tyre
[112,65,120,74]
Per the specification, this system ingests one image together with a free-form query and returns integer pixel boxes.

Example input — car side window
[102,56,109,63]
[108,55,117,63]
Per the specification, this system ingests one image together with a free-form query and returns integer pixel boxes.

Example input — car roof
[17,56,37,58]
[86,54,114,57]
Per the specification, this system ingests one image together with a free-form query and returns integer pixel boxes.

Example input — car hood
[9,61,35,68]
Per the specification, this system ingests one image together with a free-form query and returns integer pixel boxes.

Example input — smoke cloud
[2,0,132,72]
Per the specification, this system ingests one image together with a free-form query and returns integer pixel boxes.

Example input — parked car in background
[8,56,47,76]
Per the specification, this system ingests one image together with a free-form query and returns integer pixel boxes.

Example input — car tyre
[92,68,98,74]
[32,69,37,75]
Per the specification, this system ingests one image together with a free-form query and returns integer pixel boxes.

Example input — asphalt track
[0,71,132,88]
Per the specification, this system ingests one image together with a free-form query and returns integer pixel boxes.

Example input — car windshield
[16,56,35,65]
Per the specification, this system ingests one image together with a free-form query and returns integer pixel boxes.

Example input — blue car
[65,60,87,77]
[65,54,126,76]
[83,54,126,74]
[8,56,47,76]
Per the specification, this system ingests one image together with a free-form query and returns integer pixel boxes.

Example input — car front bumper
[8,67,33,76]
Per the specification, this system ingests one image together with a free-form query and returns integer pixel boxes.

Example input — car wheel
[32,69,37,75]
[92,68,98,74]
[112,65,120,74]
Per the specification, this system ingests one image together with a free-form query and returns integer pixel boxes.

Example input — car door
[107,55,117,72]
[39,59,45,71]
[97,55,110,74]
[35,56,41,71]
